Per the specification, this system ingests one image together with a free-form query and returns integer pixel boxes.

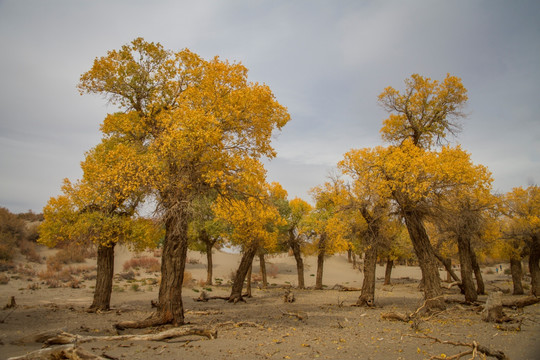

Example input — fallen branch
[43,326,217,346]
[332,284,361,291]
[279,309,307,321]
[502,295,540,308]
[195,291,230,302]
[215,321,264,329]
[408,334,509,360]
[7,344,106,360]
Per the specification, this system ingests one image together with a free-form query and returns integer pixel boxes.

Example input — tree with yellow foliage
[502,186,540,296]
[285,197,312,289]
[39,138,161,311]
[79,38,289,325]
[308,179,350,290]
[213,183,285,302]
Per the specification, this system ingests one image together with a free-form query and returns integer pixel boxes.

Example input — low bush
[19,239,42,263]
[0,273,9,284]
[123,256,161,272]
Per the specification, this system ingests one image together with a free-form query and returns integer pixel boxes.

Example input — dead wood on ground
[408,334,509,360]
[7,344,105,360]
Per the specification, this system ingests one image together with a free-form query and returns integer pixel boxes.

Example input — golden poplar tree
[79,38,289,325]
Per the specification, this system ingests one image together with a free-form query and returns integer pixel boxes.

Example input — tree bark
[510,257,524,295]
[288,232,305,289]
[529,235,540,296]
[315,233,326,290]
[229,243,258,302]
[205,239,214,286]
[89,242,115,311]
[457,235,477,302]
[259,253,267,288]
[470,250,485,295]
[357,245,377,306]
[347,246,353,263]
[155,214,189,325]
[403,211,444,304]
[246,263,252,297]
[384,257,393,286]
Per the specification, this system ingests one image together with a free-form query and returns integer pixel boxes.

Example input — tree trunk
[315,233,326,290]
[246,263,252,297]
[357,245,377,306]
[347,246,353,263]
[156,215,189,325]
[384,257,393,286]
[529,235,540,296]
[510,257,524,295]
[205,239,214,286]
[457,235,477,302]
[470,250,485,295]
[259,253,267,288]
[289,232,305,289]
[89,242,115,311]
[229,243,258,302]
[403,211,443,304]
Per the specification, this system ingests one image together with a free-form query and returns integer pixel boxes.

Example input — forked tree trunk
[510,257,524,295]
[229,243,258,302]
[246,264,252,297]
[470,250,485,295]
[259,253,267,288]
[384,257,393,285]
[288,233,305,289]
[529,235,540,296]
[457,235,477,302]
[403,211,443,305]
[90,242,116,311]
[205,239,214,286]
[315,233,326,290]
[357,245,377,306]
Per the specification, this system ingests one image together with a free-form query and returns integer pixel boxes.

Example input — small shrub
[504,269,511,275]
[486,268,495,275]
[113,285,124,292]
[251,273,262,282]
[214,278,223,285]
[268,264,279,278]
[187,257,201,265]
[0,273,9,284]
[19,239,42,263]
[131,283,140,292]
[27,282,40,290]
[197,279,206,287]
[183,271,193,286]
[123,256,161,272]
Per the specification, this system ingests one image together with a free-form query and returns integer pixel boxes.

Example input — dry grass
[0,273,9,284]
[123,256,161,272]
[19,239,42,263]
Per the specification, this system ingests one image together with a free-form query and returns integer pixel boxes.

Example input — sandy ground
[1,245,539,359]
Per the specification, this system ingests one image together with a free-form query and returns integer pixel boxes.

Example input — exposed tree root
[408,334,509,360]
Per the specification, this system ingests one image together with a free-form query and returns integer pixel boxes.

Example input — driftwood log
[408,334,509,360]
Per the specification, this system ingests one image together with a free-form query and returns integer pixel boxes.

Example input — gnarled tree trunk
[384,257,393,286]
[403,211,443,305]
[155,214,189,325]
[288,233,305,289]
[89,242,116,311]
[357,245,377,306]
[529,235,540,296]
[510,257,524,295]
[470,250,485,295]
[204,238,215,286]
[259,253,267,288]
[229,243,258,302]
[315,233,326,290]
[457,235,477,302]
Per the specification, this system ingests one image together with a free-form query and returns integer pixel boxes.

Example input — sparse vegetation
[123,256,161,272]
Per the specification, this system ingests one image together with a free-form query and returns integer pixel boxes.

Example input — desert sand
[1,245,539,359]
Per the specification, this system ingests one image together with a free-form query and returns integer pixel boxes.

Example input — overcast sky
[1,0,539,214]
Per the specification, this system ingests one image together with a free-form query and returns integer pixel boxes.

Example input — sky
[1,0,539,214]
